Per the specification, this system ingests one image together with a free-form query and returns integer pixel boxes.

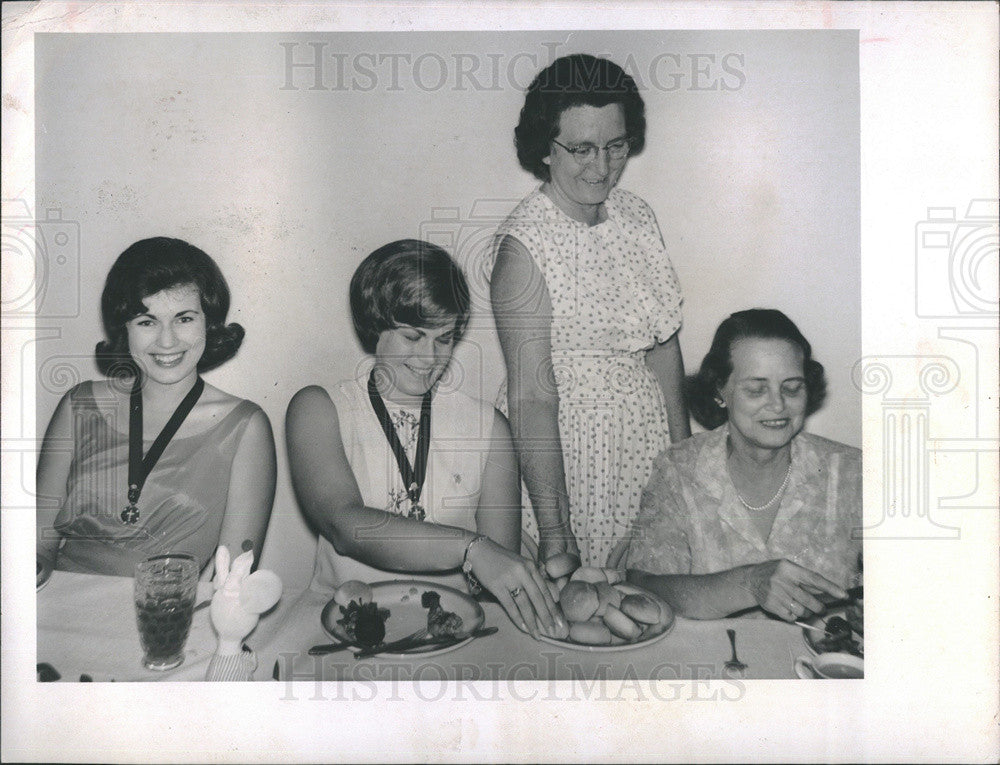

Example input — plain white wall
[35,30,859,590]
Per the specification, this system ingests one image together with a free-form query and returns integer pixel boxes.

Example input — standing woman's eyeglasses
[551,137,632,165]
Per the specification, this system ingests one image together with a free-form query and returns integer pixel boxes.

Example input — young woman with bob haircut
[286,239,565,639]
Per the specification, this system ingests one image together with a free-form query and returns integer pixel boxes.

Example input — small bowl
[795,651,864,679]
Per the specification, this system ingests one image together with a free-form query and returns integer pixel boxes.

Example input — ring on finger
[789,601,798,616]
[509,586,523,599]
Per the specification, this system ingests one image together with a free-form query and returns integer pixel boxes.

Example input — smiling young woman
[124,285,207,391]
[285,239,564,640]
[35,238,276,579]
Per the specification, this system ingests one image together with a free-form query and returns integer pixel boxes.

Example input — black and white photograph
[2,1,997,762]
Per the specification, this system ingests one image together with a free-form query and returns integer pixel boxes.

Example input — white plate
[802,604,864,657]
[539,584,675,653]
[321,579,485,658]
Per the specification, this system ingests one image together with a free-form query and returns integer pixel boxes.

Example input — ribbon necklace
[367,369,432,521]
[121,374,205,525]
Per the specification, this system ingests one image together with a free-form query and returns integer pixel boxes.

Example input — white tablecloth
[36,571,219,682]
[252,586,814,682]
[37,571,816,681]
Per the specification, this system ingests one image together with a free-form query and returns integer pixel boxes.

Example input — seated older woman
[626,309,861,621]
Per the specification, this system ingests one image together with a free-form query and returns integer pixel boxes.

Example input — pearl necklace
[731,460,792,512]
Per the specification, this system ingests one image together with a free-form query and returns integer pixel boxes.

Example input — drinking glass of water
[134,554,199,670]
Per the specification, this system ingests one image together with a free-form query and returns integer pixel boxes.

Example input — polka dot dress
[490,187,684,567]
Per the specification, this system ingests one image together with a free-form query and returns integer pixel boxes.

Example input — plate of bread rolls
[539,553,675,651]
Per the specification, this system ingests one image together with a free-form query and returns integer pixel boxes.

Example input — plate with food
[321,579,485,657]
[536,557,676,652]
[802,604,864,657]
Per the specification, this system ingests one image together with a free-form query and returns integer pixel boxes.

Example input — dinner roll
[636,623,656,641]
[603,604,642,640]
[559,581,599,622]
[657,598,675,631]
[620,593,661,625]
[334,580,373,607]
[569,566,607,584]
[569,619,612,645]
[545,552,581,580]
[593,581,621,617]
[600,567,625,585]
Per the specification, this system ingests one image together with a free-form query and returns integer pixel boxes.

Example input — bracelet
[461,534,487,595]
[537,517,573,535]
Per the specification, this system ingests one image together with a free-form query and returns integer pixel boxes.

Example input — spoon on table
[724,628,747,671]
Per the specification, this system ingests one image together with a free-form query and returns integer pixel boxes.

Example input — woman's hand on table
[467,537,566,639]
[745,559,848,622]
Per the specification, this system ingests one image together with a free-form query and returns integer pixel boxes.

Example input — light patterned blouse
[626,426,862,589]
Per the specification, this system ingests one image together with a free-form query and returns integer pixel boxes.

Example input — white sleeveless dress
[309,370,496,593]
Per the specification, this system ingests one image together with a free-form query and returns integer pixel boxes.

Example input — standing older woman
[490,53,690,568]
[627,309,861,621]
